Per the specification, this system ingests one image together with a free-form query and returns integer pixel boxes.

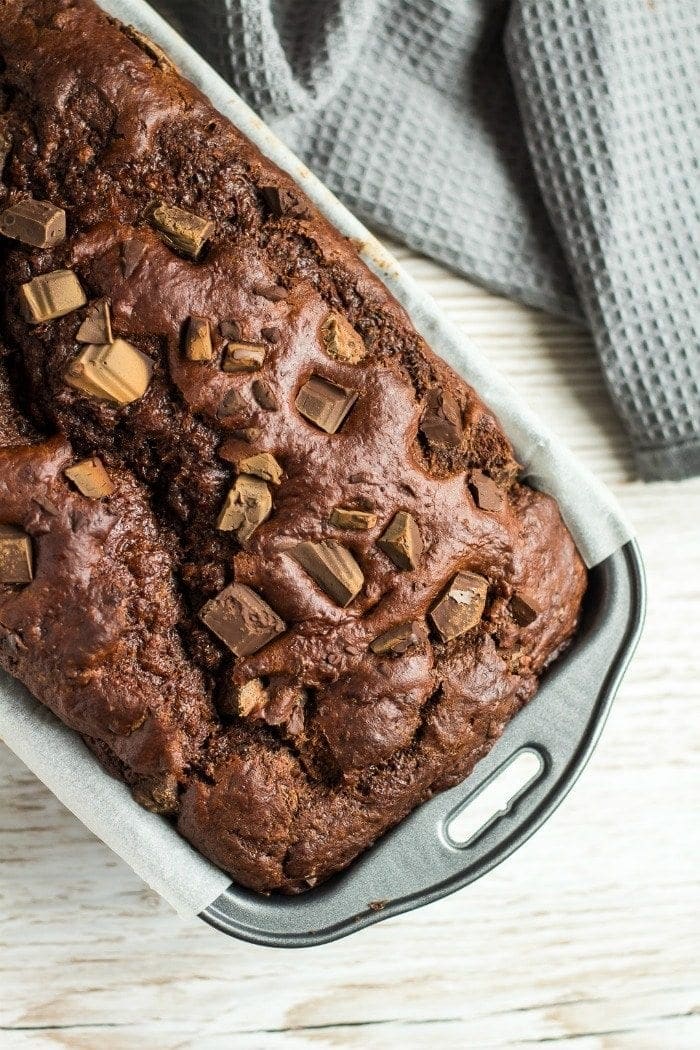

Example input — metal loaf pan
[16,0,640,944]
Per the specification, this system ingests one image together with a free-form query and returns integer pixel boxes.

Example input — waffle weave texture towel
[151,0,700,481]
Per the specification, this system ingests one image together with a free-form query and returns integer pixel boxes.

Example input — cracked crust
[0,0,586,893]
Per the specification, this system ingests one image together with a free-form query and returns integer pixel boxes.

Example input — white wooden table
[1,242,699,1050]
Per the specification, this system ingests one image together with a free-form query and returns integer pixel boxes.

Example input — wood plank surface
[1,242,698,1050]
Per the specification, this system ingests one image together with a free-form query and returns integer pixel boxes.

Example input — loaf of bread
[0,0,586,893]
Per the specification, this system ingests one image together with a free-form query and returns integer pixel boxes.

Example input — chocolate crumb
[259,185,306,219]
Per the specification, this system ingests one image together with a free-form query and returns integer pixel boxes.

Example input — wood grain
[1,243,698,1050]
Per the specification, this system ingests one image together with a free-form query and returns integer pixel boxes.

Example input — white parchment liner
[0,0,634,917]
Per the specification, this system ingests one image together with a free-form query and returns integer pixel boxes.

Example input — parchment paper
[0,0,634,917]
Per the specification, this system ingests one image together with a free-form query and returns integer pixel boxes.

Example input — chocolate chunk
[260,326,280,343]
[292,539,364,606]
[420,388,463,448]
[76,299,113,345]
[218,388,246,418]
[19,270,87,324]
[278,703,304,735]
[200,583,286,657]
[219,320,240,341]
[260,186,284,216]
[260,680,306,733]
[234,678,269,717]
[252,283,287,302]
[296,375,358,434]
[0,198,66,248]
[370,620,427,656]
[148,201,214,259]
[231,426,262,443]
[259,185,306,220]
[218,442,283,484]
[123,24,177,72]
[429,571,488,642]
[65,339,153,405]
[330,507,378,531]
[217,475,272,542]
[510,591,541,626]
[238,453,282,485]
[251,378,278,410]
[320,312,367,364]
[469,470,505,513]
[184,316,213,361]
[120,238,146,278]
[377,511,423,571]
[0,525,33,585]
[239,453,283,485]
[64,457,114,499]
[227,677,305,732]
[132,773,179,815]
[223,342,266,373]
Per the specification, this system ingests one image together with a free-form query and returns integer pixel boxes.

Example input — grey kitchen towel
[149,0,700,481]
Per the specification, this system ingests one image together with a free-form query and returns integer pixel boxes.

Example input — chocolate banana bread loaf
[0,0,586,893]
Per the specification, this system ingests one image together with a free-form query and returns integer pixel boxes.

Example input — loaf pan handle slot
[443,747,546,849]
